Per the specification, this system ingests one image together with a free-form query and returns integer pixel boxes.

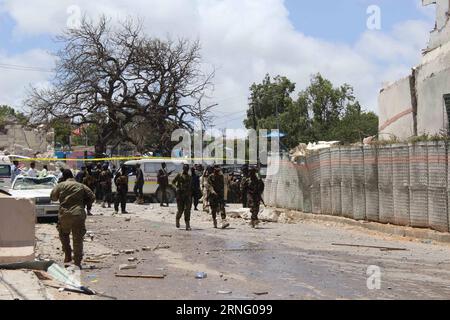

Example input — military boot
[221,219,230,229]
[176,218,181,229]
[186,221,192,231]
[213,219,218,229]
[64,251,72,264]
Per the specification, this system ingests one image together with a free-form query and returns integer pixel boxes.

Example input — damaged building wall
[0,124,54,157]
[378,76,415,140]
[416,42,450,135]
[379,0,450,140]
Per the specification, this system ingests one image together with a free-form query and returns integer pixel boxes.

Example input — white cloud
[0,49,54,108]
[0,0,435,128]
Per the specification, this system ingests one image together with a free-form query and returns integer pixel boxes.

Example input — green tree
[244,73,379,149]
[245,74,295,130]
[331,103,379,144]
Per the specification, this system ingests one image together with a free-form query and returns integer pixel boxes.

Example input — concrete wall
[378,76,415,140]
[378,1,450,140]
[0,195,35,264]
[416,43,450,136]
[0,124,54,157]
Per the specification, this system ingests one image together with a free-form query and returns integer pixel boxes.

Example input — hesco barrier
[320,149,332,215]
[351,146,366,221]
[330,147,342,216]
[392,144,410,226]
[364,145,379,222]
[409,142,429,228]
[265,142,450,234]
[340,146,353,219]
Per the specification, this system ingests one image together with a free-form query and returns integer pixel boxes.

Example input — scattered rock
[124,217,131,222]
[142,246,152,251]
[124,249,135,254]
[254,291,269,296]
[128,257,138,262]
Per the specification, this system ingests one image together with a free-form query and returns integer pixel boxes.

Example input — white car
[9,175,59,218]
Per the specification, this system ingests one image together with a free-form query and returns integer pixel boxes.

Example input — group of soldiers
[171,163,265,231]
[71,162,152,215]
[50,161,265,268]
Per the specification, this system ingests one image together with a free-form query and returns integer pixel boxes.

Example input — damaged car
[9,175,59,219]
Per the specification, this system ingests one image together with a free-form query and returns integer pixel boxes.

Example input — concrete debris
[331,243,408,251]
[153,244,170,251]
[142,246,152,251]
[217,290,232,295]
[115,274,165,279]
[119,264,137,271]
[253,291,269,296]
[127,257,138,262]
[124,217,131,222]
[195,272,207,279]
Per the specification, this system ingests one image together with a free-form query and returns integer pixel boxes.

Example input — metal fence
[264,141,450,233]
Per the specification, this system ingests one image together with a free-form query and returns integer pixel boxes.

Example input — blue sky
[0,0,439,128]
[0,0,434,54]
[286,0,433,42]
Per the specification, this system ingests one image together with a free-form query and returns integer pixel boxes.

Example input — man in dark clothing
[240,164,250,208]
[243,167,265,228]
[207,166,230,229]
[50,169,95,268]
[157,163,171,207]
[173,164,192,231]
[191,167,201,211]
[92,163,103,203]
[134,163,145,205]
[114,167,129,214]
[99,164,113,208]
[82,166,96,216]
[75,166,87,184]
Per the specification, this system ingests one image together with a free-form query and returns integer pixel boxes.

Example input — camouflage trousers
[248,196,261,221]
[57,214,87,265]
[210,199,227,221]
[176,195,192,222]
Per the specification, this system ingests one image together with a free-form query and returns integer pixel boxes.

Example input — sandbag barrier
[265,142,450,234]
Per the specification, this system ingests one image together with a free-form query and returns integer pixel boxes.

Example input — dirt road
[35,203,450,300]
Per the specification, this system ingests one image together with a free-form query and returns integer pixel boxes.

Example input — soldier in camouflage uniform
[82,166,96,216]
[99,164,113,208]
[240,164,250,208]
[114,167,129,214]
[244,167,265,228]
[51,169,95,268]
[173,164,192,231]
[207,166,230,229]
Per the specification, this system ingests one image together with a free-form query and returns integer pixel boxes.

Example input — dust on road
[36,203,450,300]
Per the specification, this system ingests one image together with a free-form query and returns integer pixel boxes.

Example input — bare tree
[26,16,214,156]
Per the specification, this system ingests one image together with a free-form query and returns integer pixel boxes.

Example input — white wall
[416,44,450,136]
[378,76,415,140]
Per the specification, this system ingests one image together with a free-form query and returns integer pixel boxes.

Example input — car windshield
[0,164,11,176]
[13,177,57,190]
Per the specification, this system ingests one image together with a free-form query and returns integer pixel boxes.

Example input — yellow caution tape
[14,156,249,163]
